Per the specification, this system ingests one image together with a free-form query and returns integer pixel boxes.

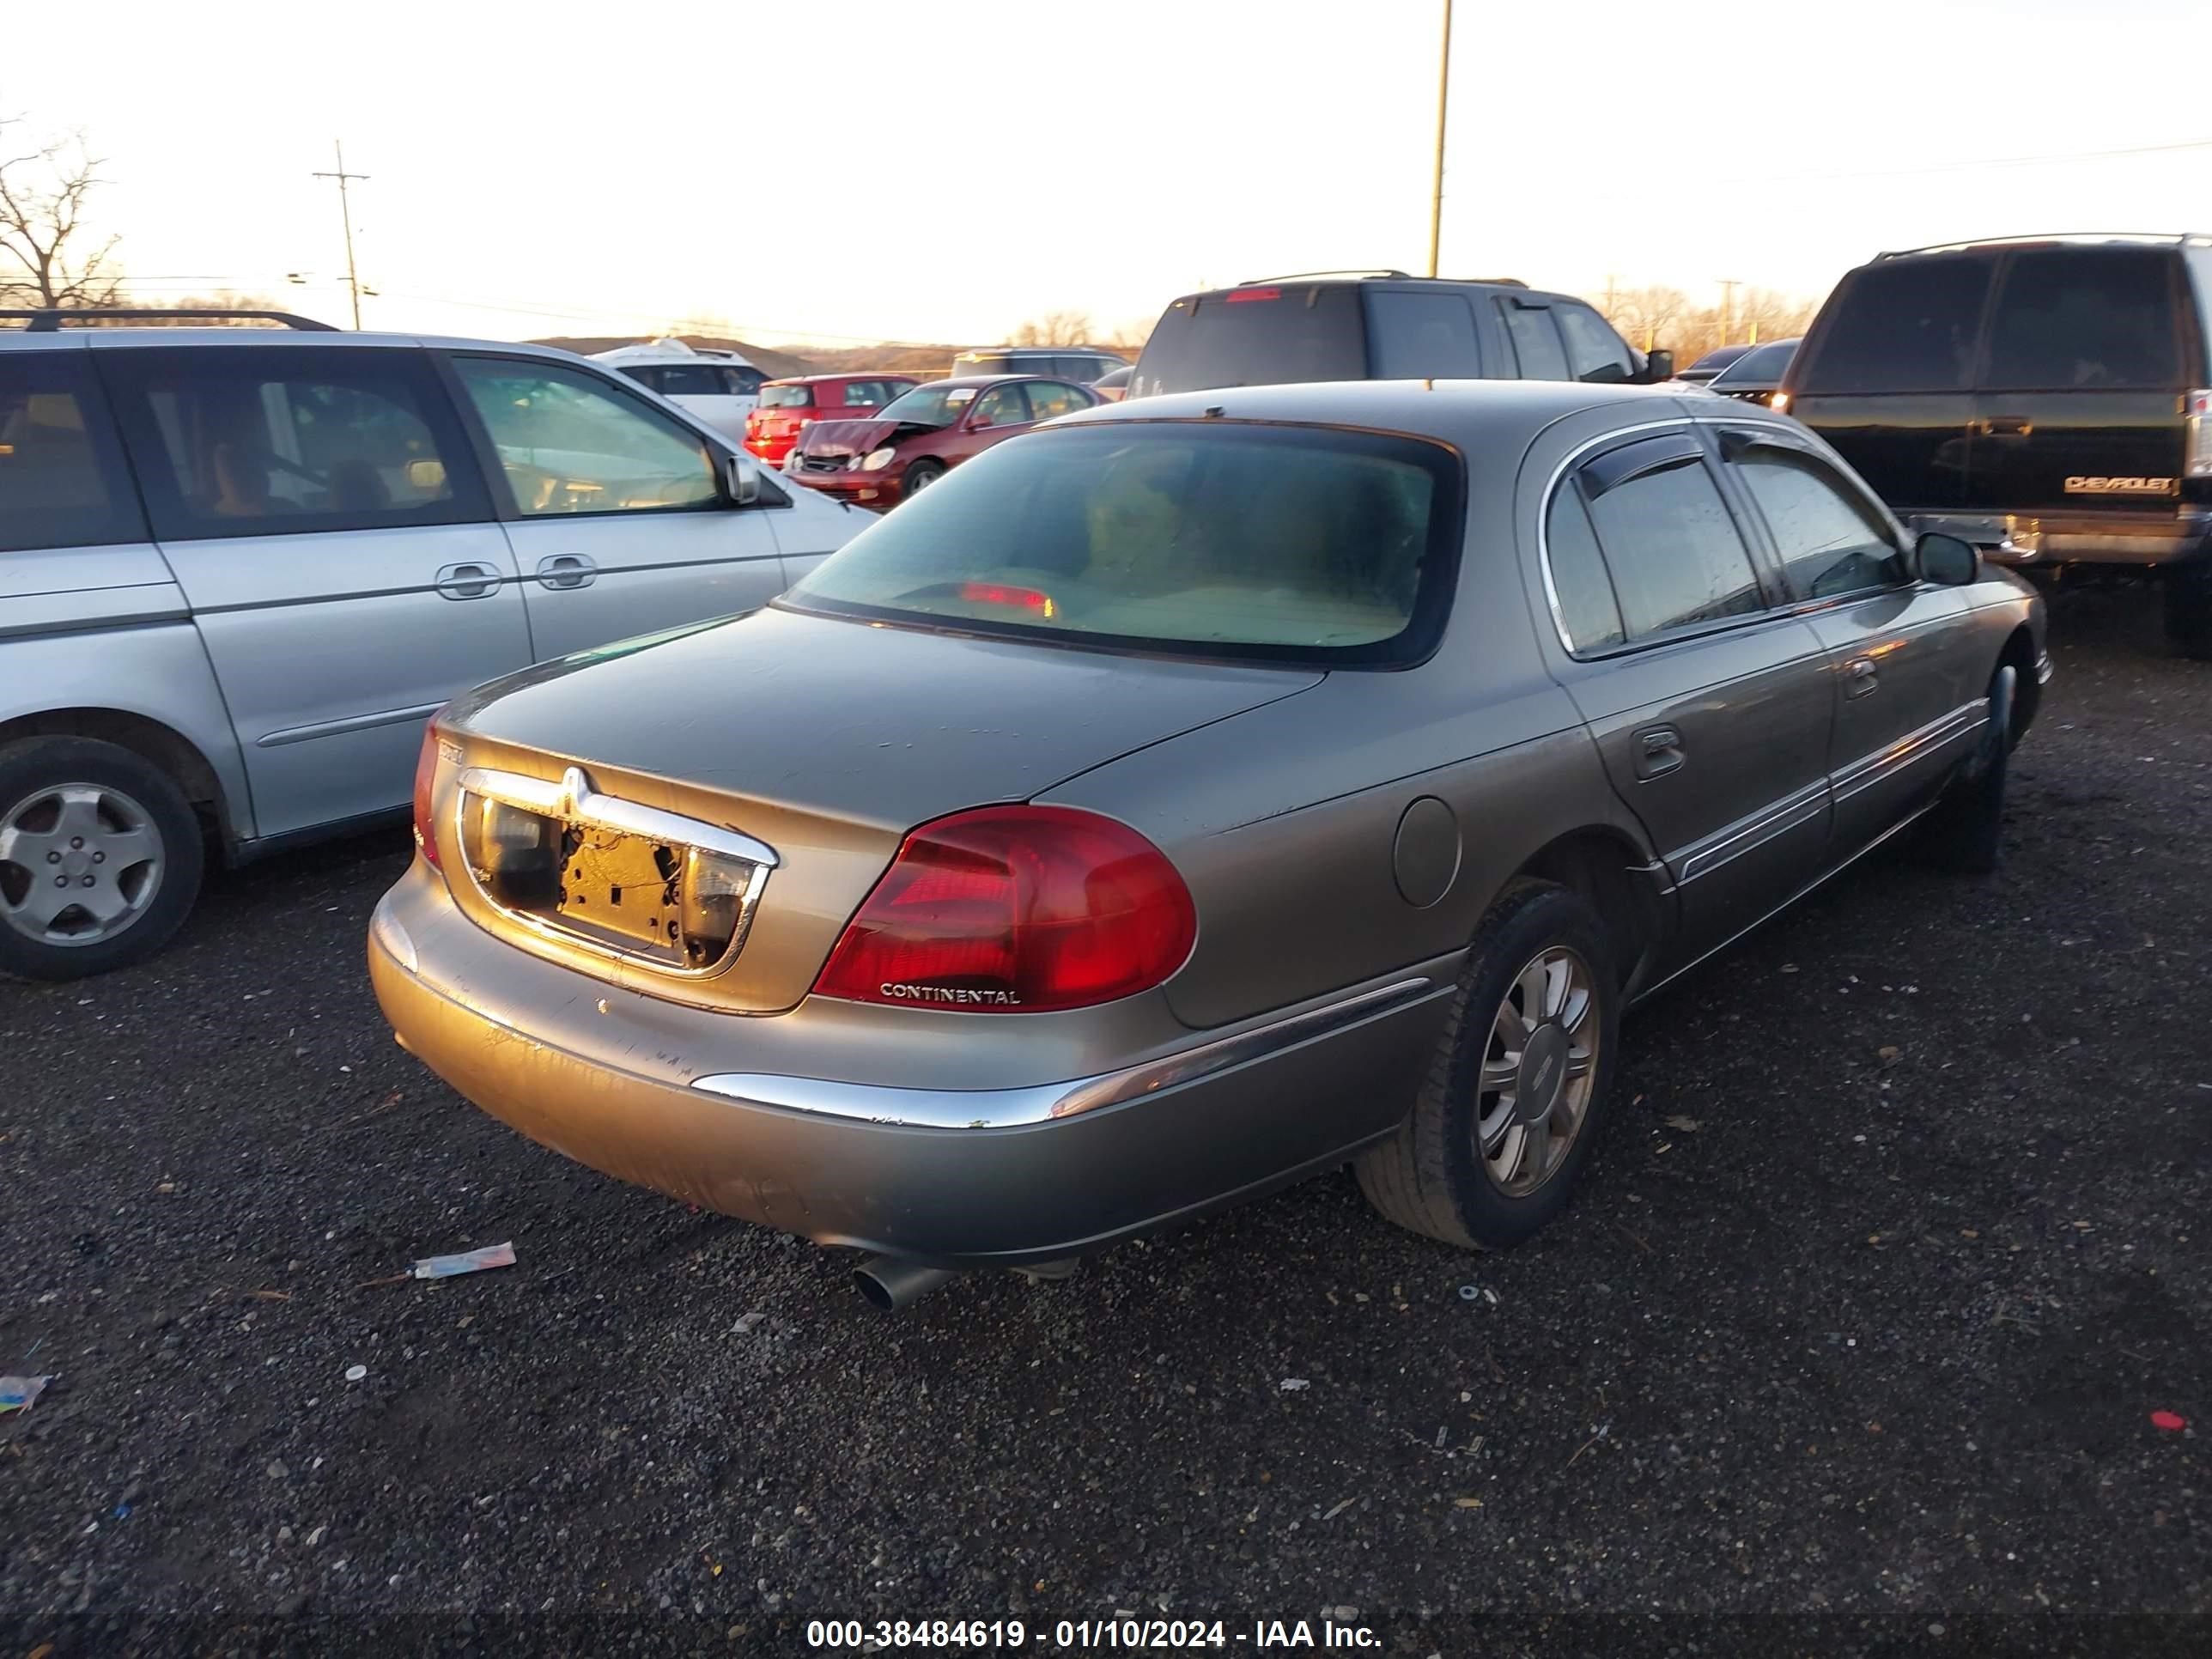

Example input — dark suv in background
[1129,270,1672,399]
[1780,234,2212,656]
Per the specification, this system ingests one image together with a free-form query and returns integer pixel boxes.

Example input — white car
[593,337,767,442]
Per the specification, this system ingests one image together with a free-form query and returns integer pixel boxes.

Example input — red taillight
[411,720,443,870]
[812,805,1195,1013]
[1225,287,1279,303]
[958,581,1055,616]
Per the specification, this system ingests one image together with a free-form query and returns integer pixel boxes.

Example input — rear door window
[635,363,726,398]
[1555,303,1636,384]
[0,352,148,552]
[1795,256,1995,392]
[1543,487,1626,653]
[1729,446,1908,601]
[1366,291,1484,379]
[1501,303,1571,380]
[1024,381,1090,422]
[1133,285,1367,396]
[102,346,489,541]
[1983,248,2184,390]
[1575,440,1765,640]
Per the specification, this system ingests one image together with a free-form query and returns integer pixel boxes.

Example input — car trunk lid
[435,606,1322,1012]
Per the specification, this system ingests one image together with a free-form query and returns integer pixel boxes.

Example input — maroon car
[784,374,1099,509]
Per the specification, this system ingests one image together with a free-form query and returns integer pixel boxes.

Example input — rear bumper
[368,864,1450,1267]
[1909,508,2212,567]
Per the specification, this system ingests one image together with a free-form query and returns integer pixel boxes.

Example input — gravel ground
[2,579,2207,1657]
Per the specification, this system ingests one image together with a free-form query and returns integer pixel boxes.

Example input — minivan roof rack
[1235,270,1412,285]
[1,307,339,331]
[1455,276,1528,287]
[1874,232,2209,259]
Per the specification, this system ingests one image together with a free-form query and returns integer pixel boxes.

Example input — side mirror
[1638,349,1674,385]
[1915,531,1979,586]
[725,453,760,507]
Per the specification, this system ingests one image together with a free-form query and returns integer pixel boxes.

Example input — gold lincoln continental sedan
[370,380,2047,1307]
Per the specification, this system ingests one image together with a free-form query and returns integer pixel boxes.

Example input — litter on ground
[409,1243,516,1280]
[1,1375,52,1413]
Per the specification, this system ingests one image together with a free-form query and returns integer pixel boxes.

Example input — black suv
[1129,270,1672,400]
[1780,234,2212,657]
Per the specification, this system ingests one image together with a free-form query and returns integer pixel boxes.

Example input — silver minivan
[0,311,860,980]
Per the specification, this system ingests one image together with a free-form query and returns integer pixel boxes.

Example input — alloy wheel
[0,781,166,947]
[1474,945,1601,1197]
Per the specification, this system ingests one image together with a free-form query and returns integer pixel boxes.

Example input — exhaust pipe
[853,1255,961,1310]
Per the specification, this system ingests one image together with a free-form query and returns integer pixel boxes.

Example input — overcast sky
[12,0,2211,347]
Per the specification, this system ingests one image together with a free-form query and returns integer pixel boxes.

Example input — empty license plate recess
[556,826,684,951]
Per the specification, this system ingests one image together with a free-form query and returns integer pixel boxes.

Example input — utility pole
[1604,274,1618,316]
[1717,277,1741,344]
[312,140,369,330]
[1426,0,1453,279]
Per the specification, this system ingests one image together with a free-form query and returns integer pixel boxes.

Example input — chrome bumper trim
[690,976,1439,1130]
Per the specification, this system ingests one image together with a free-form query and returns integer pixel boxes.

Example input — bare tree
[0,118,122,309]
[1103,316,1155,356]
[1600,284,1692,354]
[1012,309,1095,347]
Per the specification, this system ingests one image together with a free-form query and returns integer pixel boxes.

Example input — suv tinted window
[1050,356,1110,382]
[1555,304,1635,384]
[1796,256,1994,392]
[104,346,489,542]
[627,363,725,398]
[1732,447,1906,601]
[1984,248,2183,391]
[0,353,147,553]
[1501,304,1571,380]
[453,357,719,518]
[1366,291,1483,379]
[1133,286,1366,396]
[722,366,767,397]
[1579,447,1763,639]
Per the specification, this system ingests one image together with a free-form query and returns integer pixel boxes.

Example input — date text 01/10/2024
[802,1618,1383,1649]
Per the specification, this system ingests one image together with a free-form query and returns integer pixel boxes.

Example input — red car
[784,374,1100,508]
[743,372,922,469]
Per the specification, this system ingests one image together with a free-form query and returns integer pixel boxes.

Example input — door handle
[1632,724,1685,780]
[434,562,499,600]
[534,553,598,591]
[1844,657,1880,699]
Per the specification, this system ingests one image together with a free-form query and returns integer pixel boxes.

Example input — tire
[2164,563,2212,661]
[901,459,945,500]
[0,738,204,981]
[1355,878,1623,1252]
[1919,663,2014,875]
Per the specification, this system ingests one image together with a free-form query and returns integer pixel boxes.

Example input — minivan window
[1983,248,2182,391]
[1133,286,1367,396]
[453,358,719,518]
[1502,304,1571,380]
[1555,304,1636,384]
[1366,291,1483,379]
[0,354,147,553]
[1733,450,1906,601]
[624,364,726,398]
[1795,256,1994,392]
[1580,454,1763,638]
[784,422,1459,666]
[104,347,489,542]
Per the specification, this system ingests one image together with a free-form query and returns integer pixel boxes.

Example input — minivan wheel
[1355,879,1621,1252]
[1918,664,2014,875]
[0,738,204,981]
[2164,563,2212,661]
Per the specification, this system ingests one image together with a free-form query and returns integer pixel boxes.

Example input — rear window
[1983,248,2183,390]
[1711,339,1797,385]
[1365,290,1483,379]
[759,384,815,409]
[1795,256,1994,393]
[782,422,1462,666]
[1133,287,1367,397]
